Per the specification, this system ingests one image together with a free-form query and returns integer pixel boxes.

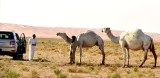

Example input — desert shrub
[17,61,23,65]
[71,75,81,78]
[57,73,67,78]
[54,68,61,76]
[0,72,4,78]
[126,68,144,78]
[147,70,155,78]
[54,68,67,78]
[77,68,88,73]
[3,58,11,63]
[108,67,117,73]
[67,67,77,73]
[21,66,29,71]
[50,64,58,69]
[67,66,89,73]
[0,61,5,68]
[5,69,20,78]
[108,72,121,78]
[133,67,139,72]
[89,65,102,74]
[35,57,49,62]
[29,70,39,78]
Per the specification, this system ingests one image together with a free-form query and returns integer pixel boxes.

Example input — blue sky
[0,0,160,33]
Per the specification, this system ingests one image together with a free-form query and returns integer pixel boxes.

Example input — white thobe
[28,37,37,61]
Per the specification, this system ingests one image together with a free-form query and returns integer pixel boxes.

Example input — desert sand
[0,23,160,42]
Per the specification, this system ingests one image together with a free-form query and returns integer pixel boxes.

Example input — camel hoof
[100,64,104,65]
[69,62,75,65]
[100,63,105,65]
[122,65,126,68]
[68,62,73,65]
[127,65,130,68]
[77,63,81,66]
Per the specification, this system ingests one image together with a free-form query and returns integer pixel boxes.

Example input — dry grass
[0,38,160,78]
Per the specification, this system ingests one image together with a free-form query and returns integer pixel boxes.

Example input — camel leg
[122,47,127,67]
[139,49,148,67]
[72,51,75,64]
[99,45,105,65]
[69,51,75,64]
[79,45,82,65]
[126,48,130,67]
[150,40,157,67]
[69,52,73,64]
[151,50,157,67]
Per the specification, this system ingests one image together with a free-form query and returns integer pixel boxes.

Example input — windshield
[0,32,14,39]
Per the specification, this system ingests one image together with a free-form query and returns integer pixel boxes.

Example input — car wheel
[13,53,23,60]
[12,54,18,60]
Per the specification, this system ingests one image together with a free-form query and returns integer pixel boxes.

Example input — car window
[0,32,14,39]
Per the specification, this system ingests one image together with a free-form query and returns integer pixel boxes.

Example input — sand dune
[0,23,160,42]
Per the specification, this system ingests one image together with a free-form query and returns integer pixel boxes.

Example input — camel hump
[131,29,144,37]
[126,29,144,35]
[86,30,98,36]
[133,29,143,34]
[120,29,144,40]
[78,30,98,37]
[83,30,95,34]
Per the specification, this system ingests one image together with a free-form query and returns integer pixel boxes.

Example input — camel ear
[71,36,77,43]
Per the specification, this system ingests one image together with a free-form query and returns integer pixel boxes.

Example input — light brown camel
[102,27,157,67]
[69,30,105,65]
[56,32,72,44]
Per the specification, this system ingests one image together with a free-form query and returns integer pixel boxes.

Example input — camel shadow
[138,65,160,69]
[61,62,110,67]
[31,58,50,62]
[108,63,160,69]
[61,62,160,69]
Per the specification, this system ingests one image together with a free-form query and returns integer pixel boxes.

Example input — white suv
[0,30,26,60]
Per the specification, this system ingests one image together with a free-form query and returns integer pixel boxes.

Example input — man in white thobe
[28,34,37,61]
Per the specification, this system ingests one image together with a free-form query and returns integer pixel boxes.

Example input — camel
[68,30,105,65]
[56,32,72,44]
[102,27,157,67]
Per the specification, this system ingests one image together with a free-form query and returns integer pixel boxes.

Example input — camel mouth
[102,30,104,32]
[102,29,105,32]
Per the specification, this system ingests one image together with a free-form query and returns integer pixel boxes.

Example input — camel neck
[107,31,119,44]
[66,36,72,44]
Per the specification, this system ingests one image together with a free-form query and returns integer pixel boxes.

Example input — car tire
[13,54,18,60]
[13,53,23,60]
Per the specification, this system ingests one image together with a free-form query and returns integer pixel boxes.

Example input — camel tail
[149,39,157,67]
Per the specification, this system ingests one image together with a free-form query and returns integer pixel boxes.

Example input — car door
[18,33,27,53]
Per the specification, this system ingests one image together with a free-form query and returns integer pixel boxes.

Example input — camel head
[71,36,77,43]
[102,27,111,34]
[56,32,68,39]
[56,32,66,36]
